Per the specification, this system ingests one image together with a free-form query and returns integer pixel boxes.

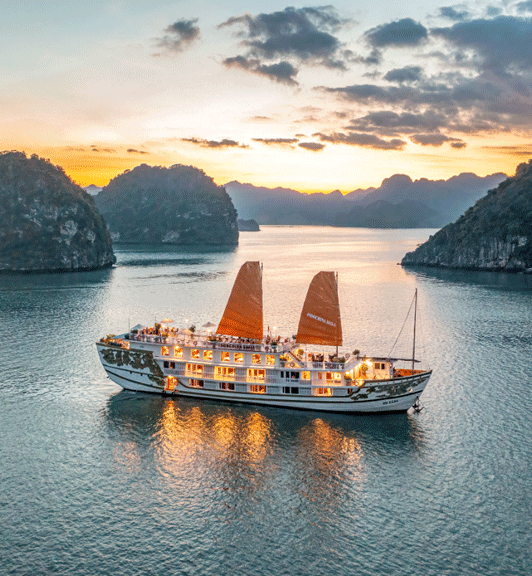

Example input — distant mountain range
[84,184,102,196]
[224,172,506,228]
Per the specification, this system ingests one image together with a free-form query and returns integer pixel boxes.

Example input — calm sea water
[1,226,532,576]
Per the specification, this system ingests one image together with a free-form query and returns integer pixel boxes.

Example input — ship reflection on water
[104,392,425,520]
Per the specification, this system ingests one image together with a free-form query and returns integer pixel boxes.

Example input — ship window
[170,362,175,369]
[219,382,235,391]
[301,371,310,380]
[291,372,300,380]
[266,355,275,365]
[174,347,183,358]
[318,372,322,379]
[215,366,235,378]
[247,368,265,381]
[203,350,213,361]
[250,384,266,394]
[190,379,204,388]
[316,387,332,396]
[191,349,200,359]
[161,346,169,356]
[291,387,299,394]
[164,361,169,368]
[235,352,243,363]
[186,363,203,375]
[252,354,261,364]
[283,386,290,394]
[221,351,230,362]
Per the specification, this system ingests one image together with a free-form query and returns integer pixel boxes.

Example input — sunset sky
[3,0,532,191]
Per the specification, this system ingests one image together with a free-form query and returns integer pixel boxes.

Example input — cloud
[90,146,115,153]
[432,16,532,76]
[439,7,470,21]
[219,6,351,82]
[223,56,299,85]
[156,19,200,53]
[315,131,406,150]
[409,133,464,146]
[364,18,428,48]
[348,110,447,134]
[252,137,299,146]
[515,1,532,13]
[181,137,248,149]
[248,115,274,121]
[481,144,532,154]
[450,141,467,148]
[127,148,149,154]
[298,141,325,151]
[383,66,423,84]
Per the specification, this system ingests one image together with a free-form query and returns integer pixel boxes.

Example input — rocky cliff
[402,160,532,272]
[96,164,238,245]
[0,152,115,273]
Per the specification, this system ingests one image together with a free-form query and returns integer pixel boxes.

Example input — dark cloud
[432,16,532,76]
[481,144,532,154]
[410,133,464,146]
[219,6,350,81]
[349,110,447,134]
[223,56,299,85]
[516,1,532,12]
[439,7,470,21]
[383,66,423,84]
[156,19,200,53]
[298,141,325,151]
[315,131,406,150]
[252,137,299,146]
[364,18,428,48]
[450,141,467,148]
[90,146,115,153]
[127,148,149,155]
[181,137,248,149]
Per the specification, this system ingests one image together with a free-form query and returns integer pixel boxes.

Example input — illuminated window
[221,351,230,362]
[316,387,332,396]
[166,376,177,391]
[247,368,265,381]
[219,382,235,391]
[318,372,322,380]
[215,366,235,378]
[266,355,275,365]
[161,346,169,356]
[186,363,203,375]
[235,353,243,363]
[250,384,266,394]
[174,346,183,358]
[301,371,310,380]
[291,372,300,380]
[203,350,213,361]
[252,354,261,364]
[191,349,200,359]
[190,379,204,388]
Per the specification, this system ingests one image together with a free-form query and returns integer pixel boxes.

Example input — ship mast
[412,288,417,372]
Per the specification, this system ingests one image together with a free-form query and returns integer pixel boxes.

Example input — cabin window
[301,371,310,380]
[191,349,200,359]
[215,366,235,378]
[318,372,322,379]
[250,384,266,394]
[291,372,300,380]
[235,352,243,363]
[186,363,203,375]
[266,355,275,365]
[221,351,230,362]
[247,368,265,381]
[316,387,332,396]
[219,382,235,391]
[161,346,169,356]
[174,346,183,358]
[375,362,385,370]
[164,361,169,368]
[170,362,175,369]
[190,379,204,388]
[282,386,299,394]
[203,350,213,361]
[252,354,261,364]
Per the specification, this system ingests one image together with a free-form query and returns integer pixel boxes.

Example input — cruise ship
[96,262,432,413]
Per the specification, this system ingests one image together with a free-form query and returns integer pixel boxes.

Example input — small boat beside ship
[96,261,432,413]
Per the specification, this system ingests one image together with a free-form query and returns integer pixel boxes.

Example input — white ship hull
[97,342,431,414]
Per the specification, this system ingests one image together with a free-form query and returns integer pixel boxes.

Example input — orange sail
[296,271,342,346]
[217,261,263,339]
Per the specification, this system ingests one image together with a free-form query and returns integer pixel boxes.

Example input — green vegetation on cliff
[0,151,115,272]
[96,164,238,245]
[402,160,532,271]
